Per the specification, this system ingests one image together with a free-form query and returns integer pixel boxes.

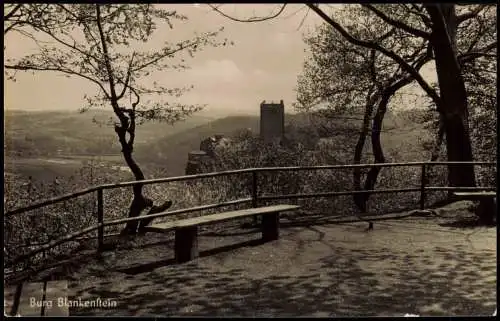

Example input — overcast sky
[4,4,433,116]
[4,4,332,116]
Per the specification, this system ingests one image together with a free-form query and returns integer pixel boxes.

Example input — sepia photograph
[3,3,497,317]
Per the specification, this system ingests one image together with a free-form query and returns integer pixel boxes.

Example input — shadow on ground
[439,218,497,229]
[66,220,496,317]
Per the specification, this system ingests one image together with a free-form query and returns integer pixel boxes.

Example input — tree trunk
[112,122,152,235]
[118,130,173,235]
[353,76,414,212]
[358,91,389,209]
[353,92,377,212]
[120,145,152,235]
[426,4,476,189]
[430,115,445,162]
[421,115,446,205]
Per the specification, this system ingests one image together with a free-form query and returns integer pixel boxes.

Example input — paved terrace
[26,202,496,317]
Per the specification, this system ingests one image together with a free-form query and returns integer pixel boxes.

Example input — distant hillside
[135,110,431,176]
[4,109,218,157]
[4,108,432,180]
[135,115,262,175]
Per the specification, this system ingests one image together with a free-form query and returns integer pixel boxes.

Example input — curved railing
[4,161,496,271]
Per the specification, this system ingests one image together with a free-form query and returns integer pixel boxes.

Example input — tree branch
[117,52,136,100]
[4,5,24,34]
[4,23,19,35]
[456,5,488,25]
[463,20,487,55]
[363,4,431,39]
[458,41,497,64]
[207,4,287,22]
[5,27,52,47]
[131,40,200,73]
[374,28,396,44]
[95,4,125,122]
[56,4,101,50]
[4,64,110,100]
[406,4,433,28]
[368,49,382,87]
[31,26,101,73]
[127,93,139,149]
[5,5,76,34]
[307,4,441,110]
[4,4,23,21]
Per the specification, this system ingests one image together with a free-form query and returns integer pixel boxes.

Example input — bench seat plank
[44,281,69,316]
[146,205,300,232]
[453,191,496,199]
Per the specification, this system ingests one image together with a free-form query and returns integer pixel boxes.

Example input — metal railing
[4,161,496,269]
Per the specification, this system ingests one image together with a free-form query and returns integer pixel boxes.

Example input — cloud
[188,59,244,83]
[252,69,268,77]
[4,4,316,115]
[272,32,294,48]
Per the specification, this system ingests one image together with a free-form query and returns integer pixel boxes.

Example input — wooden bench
[4,280,69,316]
[141,204,300,263]
[453,191,496,223]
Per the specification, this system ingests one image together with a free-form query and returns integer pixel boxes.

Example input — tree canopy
[209,3,496,219]
[4,4,231,233]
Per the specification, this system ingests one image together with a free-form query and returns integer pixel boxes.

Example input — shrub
[3,161,130,273]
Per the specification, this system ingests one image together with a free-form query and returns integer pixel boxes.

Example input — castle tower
[260,100,285,143]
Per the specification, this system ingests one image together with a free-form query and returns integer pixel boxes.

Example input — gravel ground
[14,202,498,317]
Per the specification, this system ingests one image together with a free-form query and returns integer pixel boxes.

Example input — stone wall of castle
[184,99,285,175]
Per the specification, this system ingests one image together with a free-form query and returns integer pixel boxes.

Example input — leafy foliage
[296,4,496,192]
[3,161,131,272]
[201,117,435,217]
[295,5,434,115]
[5,4,232,233]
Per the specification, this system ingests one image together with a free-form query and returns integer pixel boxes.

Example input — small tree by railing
[4,161,496,277]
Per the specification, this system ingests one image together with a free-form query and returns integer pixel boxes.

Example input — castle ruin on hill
[185,100,285,175]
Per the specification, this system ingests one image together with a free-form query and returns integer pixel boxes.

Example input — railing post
[420,164,426,210]
[251,170,259,225]
[97,188,104,253]
[252,170,258,208]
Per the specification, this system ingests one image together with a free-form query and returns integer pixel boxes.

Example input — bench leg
[476,198,496,224]
[175,226,199,263]
[262,213,280,242]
